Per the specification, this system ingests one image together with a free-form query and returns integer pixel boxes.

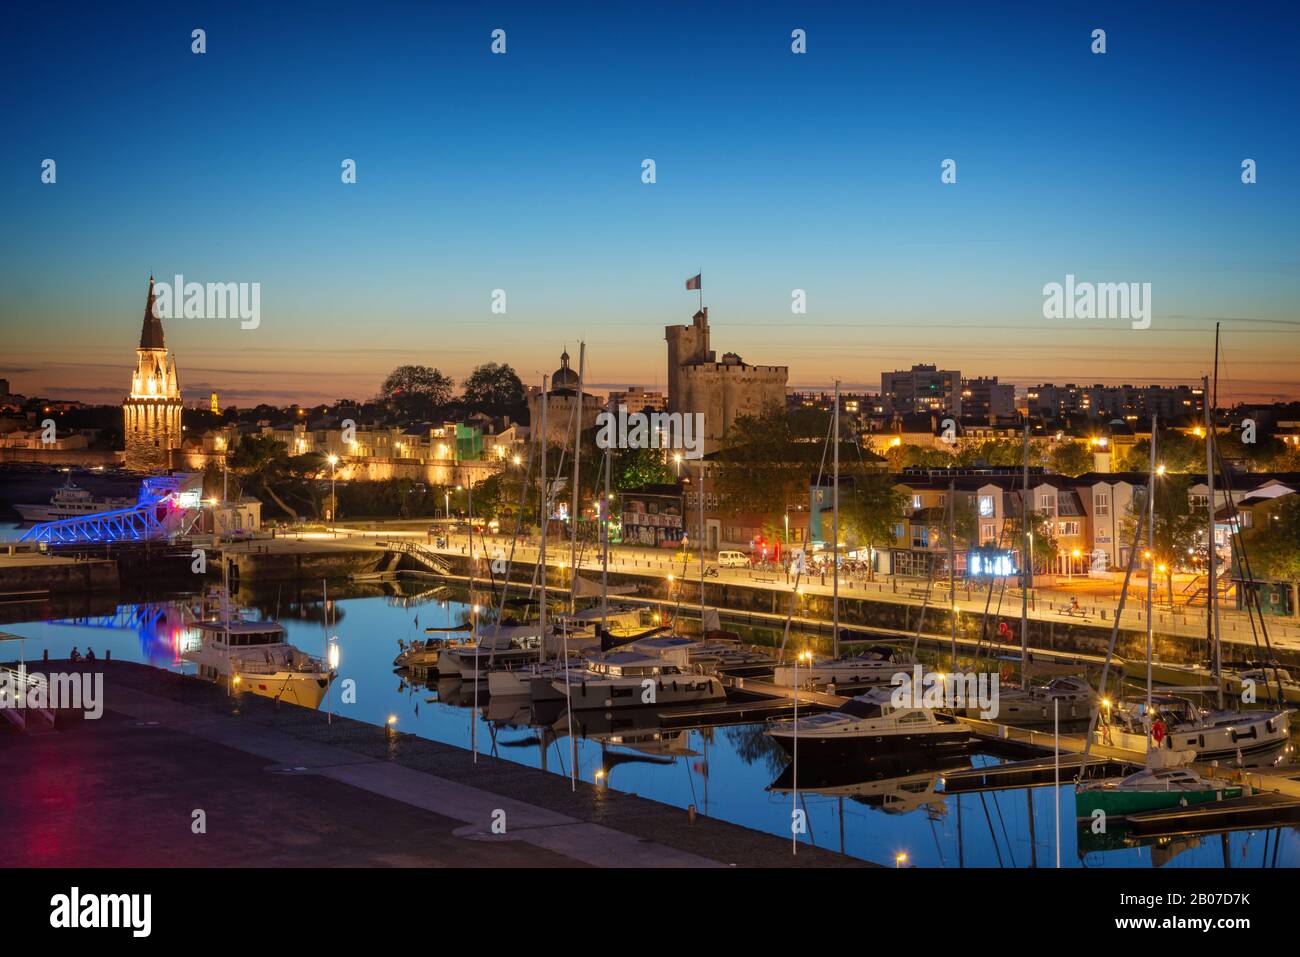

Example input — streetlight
[327,454,339,538]
[792,648,814,856]
[471,603,481,763]
[326,637,340,724]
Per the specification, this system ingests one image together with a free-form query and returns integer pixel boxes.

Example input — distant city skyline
[3,1,1298,407]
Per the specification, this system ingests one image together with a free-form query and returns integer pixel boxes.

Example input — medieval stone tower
[123,276,183,471]
[665,307,787,452]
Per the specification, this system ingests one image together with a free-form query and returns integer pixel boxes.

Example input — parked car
[717,550,750,568]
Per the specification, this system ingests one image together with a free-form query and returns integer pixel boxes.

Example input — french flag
[685,273,701,290]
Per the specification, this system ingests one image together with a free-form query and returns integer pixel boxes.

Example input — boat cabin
[195,620,287,647]
[586,651,683,679]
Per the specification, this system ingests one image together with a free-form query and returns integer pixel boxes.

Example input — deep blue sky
[2,0,1297,406]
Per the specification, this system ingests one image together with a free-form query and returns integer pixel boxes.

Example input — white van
[717,550,750,568]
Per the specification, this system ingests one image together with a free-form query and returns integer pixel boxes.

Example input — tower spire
[139,276,166,350]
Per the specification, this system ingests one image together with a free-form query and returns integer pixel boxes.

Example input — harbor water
[3,581,1298,869]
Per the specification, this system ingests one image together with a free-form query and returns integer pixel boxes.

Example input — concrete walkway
[0,661,865,869]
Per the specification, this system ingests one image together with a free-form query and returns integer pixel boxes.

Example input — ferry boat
[182,617,336,709]
[14,478,136,523]
[766,687,972,761]
[554,650,725,710]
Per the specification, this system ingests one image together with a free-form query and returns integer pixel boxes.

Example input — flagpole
[698,267,703,312]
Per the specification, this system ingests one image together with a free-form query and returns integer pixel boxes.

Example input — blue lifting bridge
[20,474,206,546]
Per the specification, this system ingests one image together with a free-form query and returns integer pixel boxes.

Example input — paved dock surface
[0,660,866,868]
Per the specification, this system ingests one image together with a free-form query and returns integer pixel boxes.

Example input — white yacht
[487,655,581,699]
[627,634,775,674]
[771,645,915,689]
[554,651,725,710]
[766,687,971,762]
[1103,695,1290,762]
[14,478,136,523]
[183,618,335,709]
[961,675,1096,725]
[437,624,543,679]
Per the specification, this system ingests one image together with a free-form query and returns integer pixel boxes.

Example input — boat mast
[1204,373,1222,709]
[568,343,585,615]
[1147,414,1157,725]
[948,476,957,673]
[1210,325,1225,709]
[832,380,840,659]
[698,454,705,632]
[1020,416,1029,678]
[602,444,610,630]
[538,374,549,664]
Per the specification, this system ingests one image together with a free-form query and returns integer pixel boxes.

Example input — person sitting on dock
[1067,596,1082,617]
[85,647,96,661]
[69,646,82,662]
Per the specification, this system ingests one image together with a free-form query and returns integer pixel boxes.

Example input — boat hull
[1075,785,1242,820]
[555,675,725,710]
[768,726,971,763]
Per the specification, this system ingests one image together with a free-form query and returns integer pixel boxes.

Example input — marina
[5,583,1300,868]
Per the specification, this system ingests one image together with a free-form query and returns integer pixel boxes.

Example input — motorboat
[766,687,971,762]
[625,634,772,673]
[438,624,544,679]
[182,616,335,709]
[393,624,472,670]
[770,645,915,689]
[554,650,725,710]
[961,675,1096,725]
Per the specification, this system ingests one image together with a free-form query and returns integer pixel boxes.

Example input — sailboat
[770,382,916,689]
[1076,758,1244,820]
[1080,403,1288,806]
[1112,375,1289,761]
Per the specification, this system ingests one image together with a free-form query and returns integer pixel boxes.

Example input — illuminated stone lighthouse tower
[123,277,183,471]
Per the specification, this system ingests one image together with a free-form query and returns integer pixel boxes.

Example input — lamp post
[471,603,480,763]
[326,637,340,724]
[792,648,813,856]
[327,454,338,538]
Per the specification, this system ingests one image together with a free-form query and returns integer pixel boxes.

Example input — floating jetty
[1125,792,1300,837]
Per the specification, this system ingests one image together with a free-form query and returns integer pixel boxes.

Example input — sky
[2,0,1298,408]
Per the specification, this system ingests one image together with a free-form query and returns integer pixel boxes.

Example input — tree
[954,438,1023,468]
[1003,508,1059,577]
[1044,441,1094,476]
[715,404,819,517]
[1245,496,1300,618]
[229,435,315,520]
[611,445,675,491]
[1120,473,1206,606]
[1123,431,1201,473]
[461,363,526,420]
[884,443,952,470]
[380,365,454,420]
[840,469,909,580]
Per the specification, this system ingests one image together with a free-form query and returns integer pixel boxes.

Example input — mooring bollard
[687,804,697,824]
